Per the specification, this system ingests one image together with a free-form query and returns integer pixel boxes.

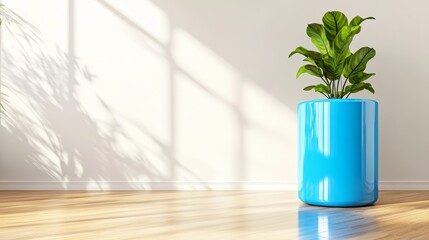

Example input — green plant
[289,11,376,99]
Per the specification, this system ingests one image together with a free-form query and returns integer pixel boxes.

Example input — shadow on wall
[94,0,298,184]
[0,6,204,190]
[2,0,422,188]
[148,0,305,106]
[146,0,429,181]
[0,0,305,189]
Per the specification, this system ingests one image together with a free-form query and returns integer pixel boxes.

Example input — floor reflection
[298,205,377,239]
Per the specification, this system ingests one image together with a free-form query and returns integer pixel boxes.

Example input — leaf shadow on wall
[0,7,205,189]
[95,0,299,185]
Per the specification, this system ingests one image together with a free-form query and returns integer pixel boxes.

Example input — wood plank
[0,191,428,239]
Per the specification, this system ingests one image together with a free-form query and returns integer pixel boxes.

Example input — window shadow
[0,4,206,190]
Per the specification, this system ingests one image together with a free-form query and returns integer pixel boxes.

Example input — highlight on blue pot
[289,11,376,99]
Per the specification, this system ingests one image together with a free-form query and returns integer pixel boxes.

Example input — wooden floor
[0,191,428,240]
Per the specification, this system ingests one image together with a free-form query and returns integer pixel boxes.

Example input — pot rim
[298,98,378,106]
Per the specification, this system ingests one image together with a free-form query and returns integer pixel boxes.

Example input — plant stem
[345,91,352,99]
[336,77,341,98]
[320,77,329,86]
[341,77,349,96]
[321,68,333,98]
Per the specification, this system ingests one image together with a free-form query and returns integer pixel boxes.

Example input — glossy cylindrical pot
[298,99,378,207]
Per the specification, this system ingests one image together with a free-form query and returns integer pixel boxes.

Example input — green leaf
[296,65,322,78]
[343,47,376,78]
[303,57,318,67]
[350,83,366,93]
[349,72,376,84]
[344,84,361,94]
[306,53,324,68]
[318,26,361,81]
[322,54,337,80]
[350,16,375,28]
[289,46,309,58]
[314,84,331,94]
[289,46,324,68]
[303,85,315,91]
[344,85,352,94]
[364,83,375,93]
[331,26,361,78]
[306,23,331,55]
[344,82,375,95]
[343,55,351,68]
[322,11,349,44]
[333,26,360,58]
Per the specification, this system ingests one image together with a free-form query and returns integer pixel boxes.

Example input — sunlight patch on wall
[175,71,239,181]
[173,29,242,181]
[76,0,173,181]
[243,82,297,181]
[2,0,68,49]
[173,29,240,104]
[102,0,170,45]
[1,0,299,185]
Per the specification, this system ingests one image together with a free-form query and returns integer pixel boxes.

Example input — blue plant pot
[298,99,378,207]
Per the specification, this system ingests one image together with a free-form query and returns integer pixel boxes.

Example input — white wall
[0,0,428,190]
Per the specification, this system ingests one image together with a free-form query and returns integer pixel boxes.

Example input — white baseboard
[379,181,429,190]
[0,181,298,191]
[0,181,428,190]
